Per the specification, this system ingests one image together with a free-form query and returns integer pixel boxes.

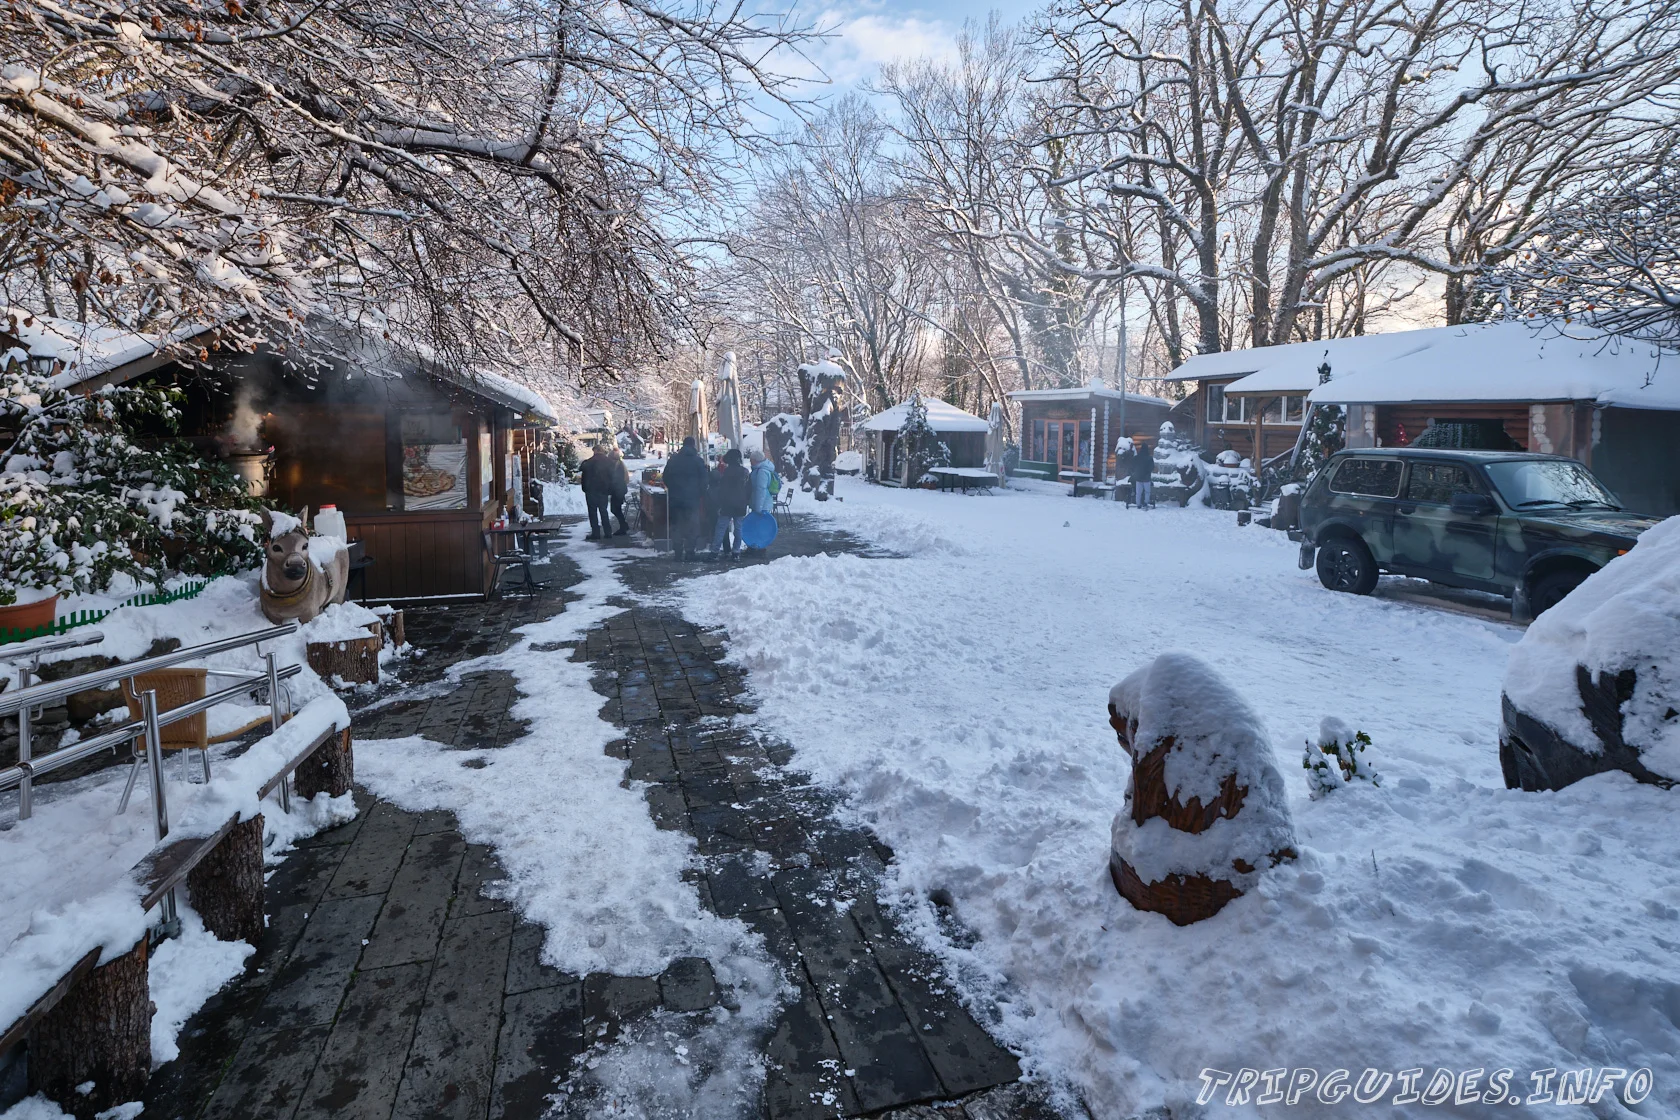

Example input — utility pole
[1116,281,1129,454]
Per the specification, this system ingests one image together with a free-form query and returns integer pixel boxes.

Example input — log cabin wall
[169,346,535,599]
[1374,404,1529,449]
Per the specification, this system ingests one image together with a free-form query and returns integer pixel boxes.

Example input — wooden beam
[258,722,344,800]
[0,947,101,1054]
[137,813,243,912]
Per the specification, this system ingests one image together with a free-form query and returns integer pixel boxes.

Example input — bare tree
[0,0,815,383]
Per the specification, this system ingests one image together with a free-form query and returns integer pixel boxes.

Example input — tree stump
[293,727,354,800]
[306,631,379,685]
[187,813,266,943]
[380,609,405,648]
[1107,653,1296,925]
[28,936,150,1118]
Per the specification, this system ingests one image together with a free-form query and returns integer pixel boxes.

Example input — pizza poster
[401,414,469,510]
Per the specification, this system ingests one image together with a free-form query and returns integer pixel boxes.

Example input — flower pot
[0,592,58,636]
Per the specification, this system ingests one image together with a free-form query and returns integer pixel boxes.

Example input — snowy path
[679,480,1680,1119]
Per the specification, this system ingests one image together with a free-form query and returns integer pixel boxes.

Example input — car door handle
[1396,505,1416,515]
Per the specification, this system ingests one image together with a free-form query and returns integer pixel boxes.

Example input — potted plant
[0,584,59,634]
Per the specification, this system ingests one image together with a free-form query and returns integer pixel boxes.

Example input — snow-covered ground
[680,478,1680,1119]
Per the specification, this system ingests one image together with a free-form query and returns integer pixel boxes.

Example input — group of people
[660,436,777,561]
[579,440,630,539]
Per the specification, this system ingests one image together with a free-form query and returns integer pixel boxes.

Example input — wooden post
[293,726,355,800]
[28,937,150,1118]
[187,813,266,944]
[306,622,380,685]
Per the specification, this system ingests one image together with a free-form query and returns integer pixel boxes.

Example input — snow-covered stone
[1106,652,1296,924]
[1501,515,1680,789]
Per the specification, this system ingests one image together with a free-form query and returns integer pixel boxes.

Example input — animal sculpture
[259,509,349,624]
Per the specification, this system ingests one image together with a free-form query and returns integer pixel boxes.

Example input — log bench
[0,719,351,1118]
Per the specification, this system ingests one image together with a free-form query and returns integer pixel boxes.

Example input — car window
[1484,459,1621,509]
[1329,458,1402,499]
[1403,462,1479,505]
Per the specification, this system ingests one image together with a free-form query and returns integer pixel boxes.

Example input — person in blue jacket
[745,450,778,553]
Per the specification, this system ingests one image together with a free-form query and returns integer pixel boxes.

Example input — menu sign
[401,413,468,510]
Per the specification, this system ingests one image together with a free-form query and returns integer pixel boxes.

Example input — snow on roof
[1307,321,1680,410]
[2,307,218,386]
[1154,330,1439,391]
[859,396,991,433]
[1007,386,1174,407]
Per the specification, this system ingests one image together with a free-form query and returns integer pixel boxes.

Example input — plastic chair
[116,668,273,813]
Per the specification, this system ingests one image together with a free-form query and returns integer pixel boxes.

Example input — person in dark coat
[580,443,615,539]
[662,436,710,559]
[1128,438,1155,508]
[707,449,751,559]
[604,445,630,536]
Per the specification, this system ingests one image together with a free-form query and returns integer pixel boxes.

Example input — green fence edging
[0,580,209,648]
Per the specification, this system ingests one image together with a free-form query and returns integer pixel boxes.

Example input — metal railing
[1,623,301,829]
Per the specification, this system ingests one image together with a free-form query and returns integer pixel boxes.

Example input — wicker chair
[116,668,273,813]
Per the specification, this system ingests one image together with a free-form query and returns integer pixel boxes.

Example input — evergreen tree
[0,353,264,600]
[1295,360,1346,481]
[898,390,951,484]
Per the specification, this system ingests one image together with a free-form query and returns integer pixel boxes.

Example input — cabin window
[1077,421,1093,470]
[398,412,468,510]
[1208,385,1251,423]
[1263,395,1308,424]
[1031,420,1046,463]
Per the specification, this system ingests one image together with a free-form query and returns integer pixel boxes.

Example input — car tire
[1316,536,1378,595]
[1530,569,1591,616]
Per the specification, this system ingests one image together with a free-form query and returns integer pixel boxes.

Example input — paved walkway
[146,511,1055,1119]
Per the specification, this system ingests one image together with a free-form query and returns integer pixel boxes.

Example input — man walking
[708,449,751,559]
[580,442,615,539]
[663,436,709,559]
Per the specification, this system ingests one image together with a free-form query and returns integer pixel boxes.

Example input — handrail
[0,630,106,664]
[0,663,303,793]
[0,622,298,719]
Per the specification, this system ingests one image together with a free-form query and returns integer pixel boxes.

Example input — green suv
[1293,449,1659,619]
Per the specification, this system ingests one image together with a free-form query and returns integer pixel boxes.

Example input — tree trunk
[28,937,150,1118]
[306,631,380,685]
[188,813,266,943]
[293,727,355,800]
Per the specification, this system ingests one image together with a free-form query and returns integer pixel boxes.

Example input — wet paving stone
[143,515,1047,1120]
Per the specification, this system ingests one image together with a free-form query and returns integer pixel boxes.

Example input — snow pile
[681,478,1680,1116]
[1504,515,1680,779]
[1108,653,1295,891]
[298,599,382,642]
[540,479,587,516]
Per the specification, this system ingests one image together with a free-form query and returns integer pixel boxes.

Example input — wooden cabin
[1153,322,1680,515]
[859,397,989,484]
[53,321,557,601]
[1008,387,1174,481]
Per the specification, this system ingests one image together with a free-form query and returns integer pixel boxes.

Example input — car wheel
[1316,536,1378,595]
[1530,569,1591,616]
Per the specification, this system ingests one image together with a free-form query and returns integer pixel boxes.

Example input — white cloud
[804,4,961,87]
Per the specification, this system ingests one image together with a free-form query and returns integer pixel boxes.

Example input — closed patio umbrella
[688,378,708,450]
[986,401,1006,484]
[716,352,742,450]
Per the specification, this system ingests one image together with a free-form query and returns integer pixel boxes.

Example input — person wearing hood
[708,448,751,559]
[1129,437,1155,509]
[662,436,710,559]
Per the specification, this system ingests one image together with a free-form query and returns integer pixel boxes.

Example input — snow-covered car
[1292,448,1660,619]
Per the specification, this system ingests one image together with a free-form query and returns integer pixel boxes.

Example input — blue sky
[784,0,1043,91]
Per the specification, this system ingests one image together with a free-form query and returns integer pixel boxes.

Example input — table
[485,521,561,557]
[927,467,1001,494]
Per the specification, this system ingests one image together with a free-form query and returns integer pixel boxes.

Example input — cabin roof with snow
[1307,322,1680,411]
[859,397,991,433]
[1007,386,1173,407]
[1152,321,1680,411]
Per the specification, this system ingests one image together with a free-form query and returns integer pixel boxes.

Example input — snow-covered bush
[1302,717,1381,798]
[0,350,264,598]
[1502,516,1680,789]
[899,390,951,485]
[1149,422,1205,503]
